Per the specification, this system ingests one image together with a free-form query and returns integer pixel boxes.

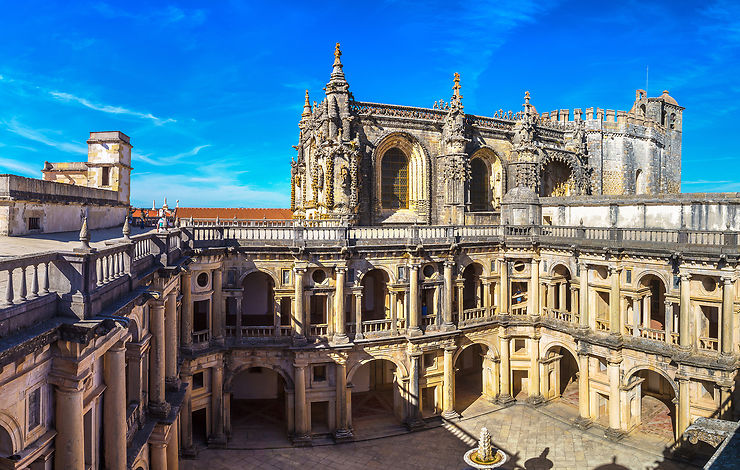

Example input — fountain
[463,427,507,469]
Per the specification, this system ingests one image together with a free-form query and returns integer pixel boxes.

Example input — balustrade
[698,336,719,351]
[192,329,210,344]
[0,254,55,308]
[639,327,666,341]
[361,319,393,335]
[595,318,609,331]
[459,307,486,324]
[240,326,274,337]
[511,303,527,315]
[309,324,328,337]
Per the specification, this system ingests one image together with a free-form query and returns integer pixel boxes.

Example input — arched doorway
[628,370,677,441]
[241,272,275,327]
[229,367,291,447]
[550,265,572,315]
[0,424,13,456]
[462,263,483,310]
[541,160,573,197]
[362,269,390,321]
[349,359,404,437]
[542,346,579,406]
[454,344,493,415]
[636,274,667,332]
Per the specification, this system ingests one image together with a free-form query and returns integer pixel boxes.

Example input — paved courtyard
[181,400,703,470]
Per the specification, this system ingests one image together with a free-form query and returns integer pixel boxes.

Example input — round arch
[453,338,499,365]
[128,314,142,343]
[539,150,586,196]
[356,265,397,285]
[458,258,490,277]
[542,341,580,367]
[623,365,678,396]
[634,270,671,291]
[225,363,295,392]
[470,147,505,210]
[548,262,573,278]
[238,267,280,287]
[0,413,21,456]
[372,131,431,221]
[347,355,409,384]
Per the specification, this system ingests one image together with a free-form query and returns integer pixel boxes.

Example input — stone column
[389,291,398,335]
[664,300,674,345]
[677,377,690,437]
[442,346,458,419]
[443,260,454,329]
[528,336,542,404]
[150,300,169,416]
[576,354,591,427]
[499,259,509,314]
[293,363,310,443]
[333,267,348,343]
[181,270,192,348]
[104,341,127,470]
[54,382,85,470]
[212,268,224,343]
[643,295,651,328]
[547,283,556,312]
[529,258,540,315]
[632,297,641,336]
[180,373,195,457]
[607,359,621,436]
[579,262,589,328]
[456,283,464,316]
[406,353,423,428]
[679,274,691,349]
[150,442,167,470]
[293,267,306,339]
[333,360,352,440]
[354,290,364,340]
[721,277,735,355]
[165,290,178,386]
[559,282,567,311]
[209,362,225,446]
[609,267,621,334]
[167,420,179,470]
[498,336,512,403]
[483,281,491,316]
[408,264,422,336]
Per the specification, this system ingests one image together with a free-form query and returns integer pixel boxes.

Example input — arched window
[381,148,408,209]
[635,169,646,194]
[470,158,489,211]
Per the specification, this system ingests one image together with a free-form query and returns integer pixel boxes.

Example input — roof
[131,209,171,218]
[42,161,89,172]
[174,207,293,220]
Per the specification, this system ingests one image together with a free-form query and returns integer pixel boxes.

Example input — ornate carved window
[470,158,489,211]
[381,148,408,209]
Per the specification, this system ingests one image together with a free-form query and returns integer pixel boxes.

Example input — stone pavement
[0,225,154,257]
[181,402,701,470]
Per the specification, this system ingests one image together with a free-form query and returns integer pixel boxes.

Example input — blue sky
[0,0,738,208]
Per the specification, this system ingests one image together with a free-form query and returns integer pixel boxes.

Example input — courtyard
[181,398,703,470]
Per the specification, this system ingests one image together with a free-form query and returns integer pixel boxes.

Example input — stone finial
[152,199,156,210]
[333,42,342,66]
[302,90,312,118]
[79,217,90,249]
[123,216,131,240]
[524,90,530,105]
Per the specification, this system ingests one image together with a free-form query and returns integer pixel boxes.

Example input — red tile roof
[174,207,293,220]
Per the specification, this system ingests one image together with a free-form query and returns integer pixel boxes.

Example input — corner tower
[86,131,132,205]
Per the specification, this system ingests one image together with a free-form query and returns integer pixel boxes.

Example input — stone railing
[361,318,395,336]
[459,307,487,324]
[310,324,329,337]
[699,336,719,351]
[0,251,57,308]
[350,101,447,121]
[192,329,210,344]
[639,327,666,342]
[595,318,609,331]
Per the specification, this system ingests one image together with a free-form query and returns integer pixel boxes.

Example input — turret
[324,42,351,142]
[86,131,132,205]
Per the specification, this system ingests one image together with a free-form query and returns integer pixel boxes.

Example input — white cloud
[134,144,211,167]
[50,91,176,125]
[2,119,87,155]
[0,156,39,176]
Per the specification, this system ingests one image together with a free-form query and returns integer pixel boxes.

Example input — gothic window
[381,148,408,209]
[470,158,489,211]
[635,169,646,195]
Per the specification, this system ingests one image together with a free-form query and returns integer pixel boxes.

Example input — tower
[86,131,133,205]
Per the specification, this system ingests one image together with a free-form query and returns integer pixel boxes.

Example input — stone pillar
[443,260,454,328]
[293,267,306,339]
[181,270,192,348]
[442,346,458,419]
[150,442,167,470]
[609,267,621,334]
[576,354,591,427]
[54,382,85,470]
[333,267,348,343]
[406,353,423,428]
[212,268,224,343]
[579,262,589,328]
[677,377,690,437]
[180,373,195,457]
[333,360,352,440]
[721,277,735,355]
[104,341,127,470]
[607,359,621,437]
[456,283,464,316]
[498,336,512,402]
[559,282,567,311]
[643,295,651,328]
[528,337,542,404]
[389,291,398,335]
[529,259,540,315]
[150,300,169,416]
[209,362,225,446]
[167,420,179,470]
[679,274,691,349]
[632,297,641,336]
[499,259,509,314]
[664,300,674,345]
[483,281,491,316]
[165,290,178,386]
[547,283,556,312]
[408,264,422,336]
[293,363,310,443]
[354,290,364,340]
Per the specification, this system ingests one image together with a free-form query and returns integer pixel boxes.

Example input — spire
[302,90,312,118]
[328,42,347,87]
[450,72,463,109]
[523,90,534,116]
